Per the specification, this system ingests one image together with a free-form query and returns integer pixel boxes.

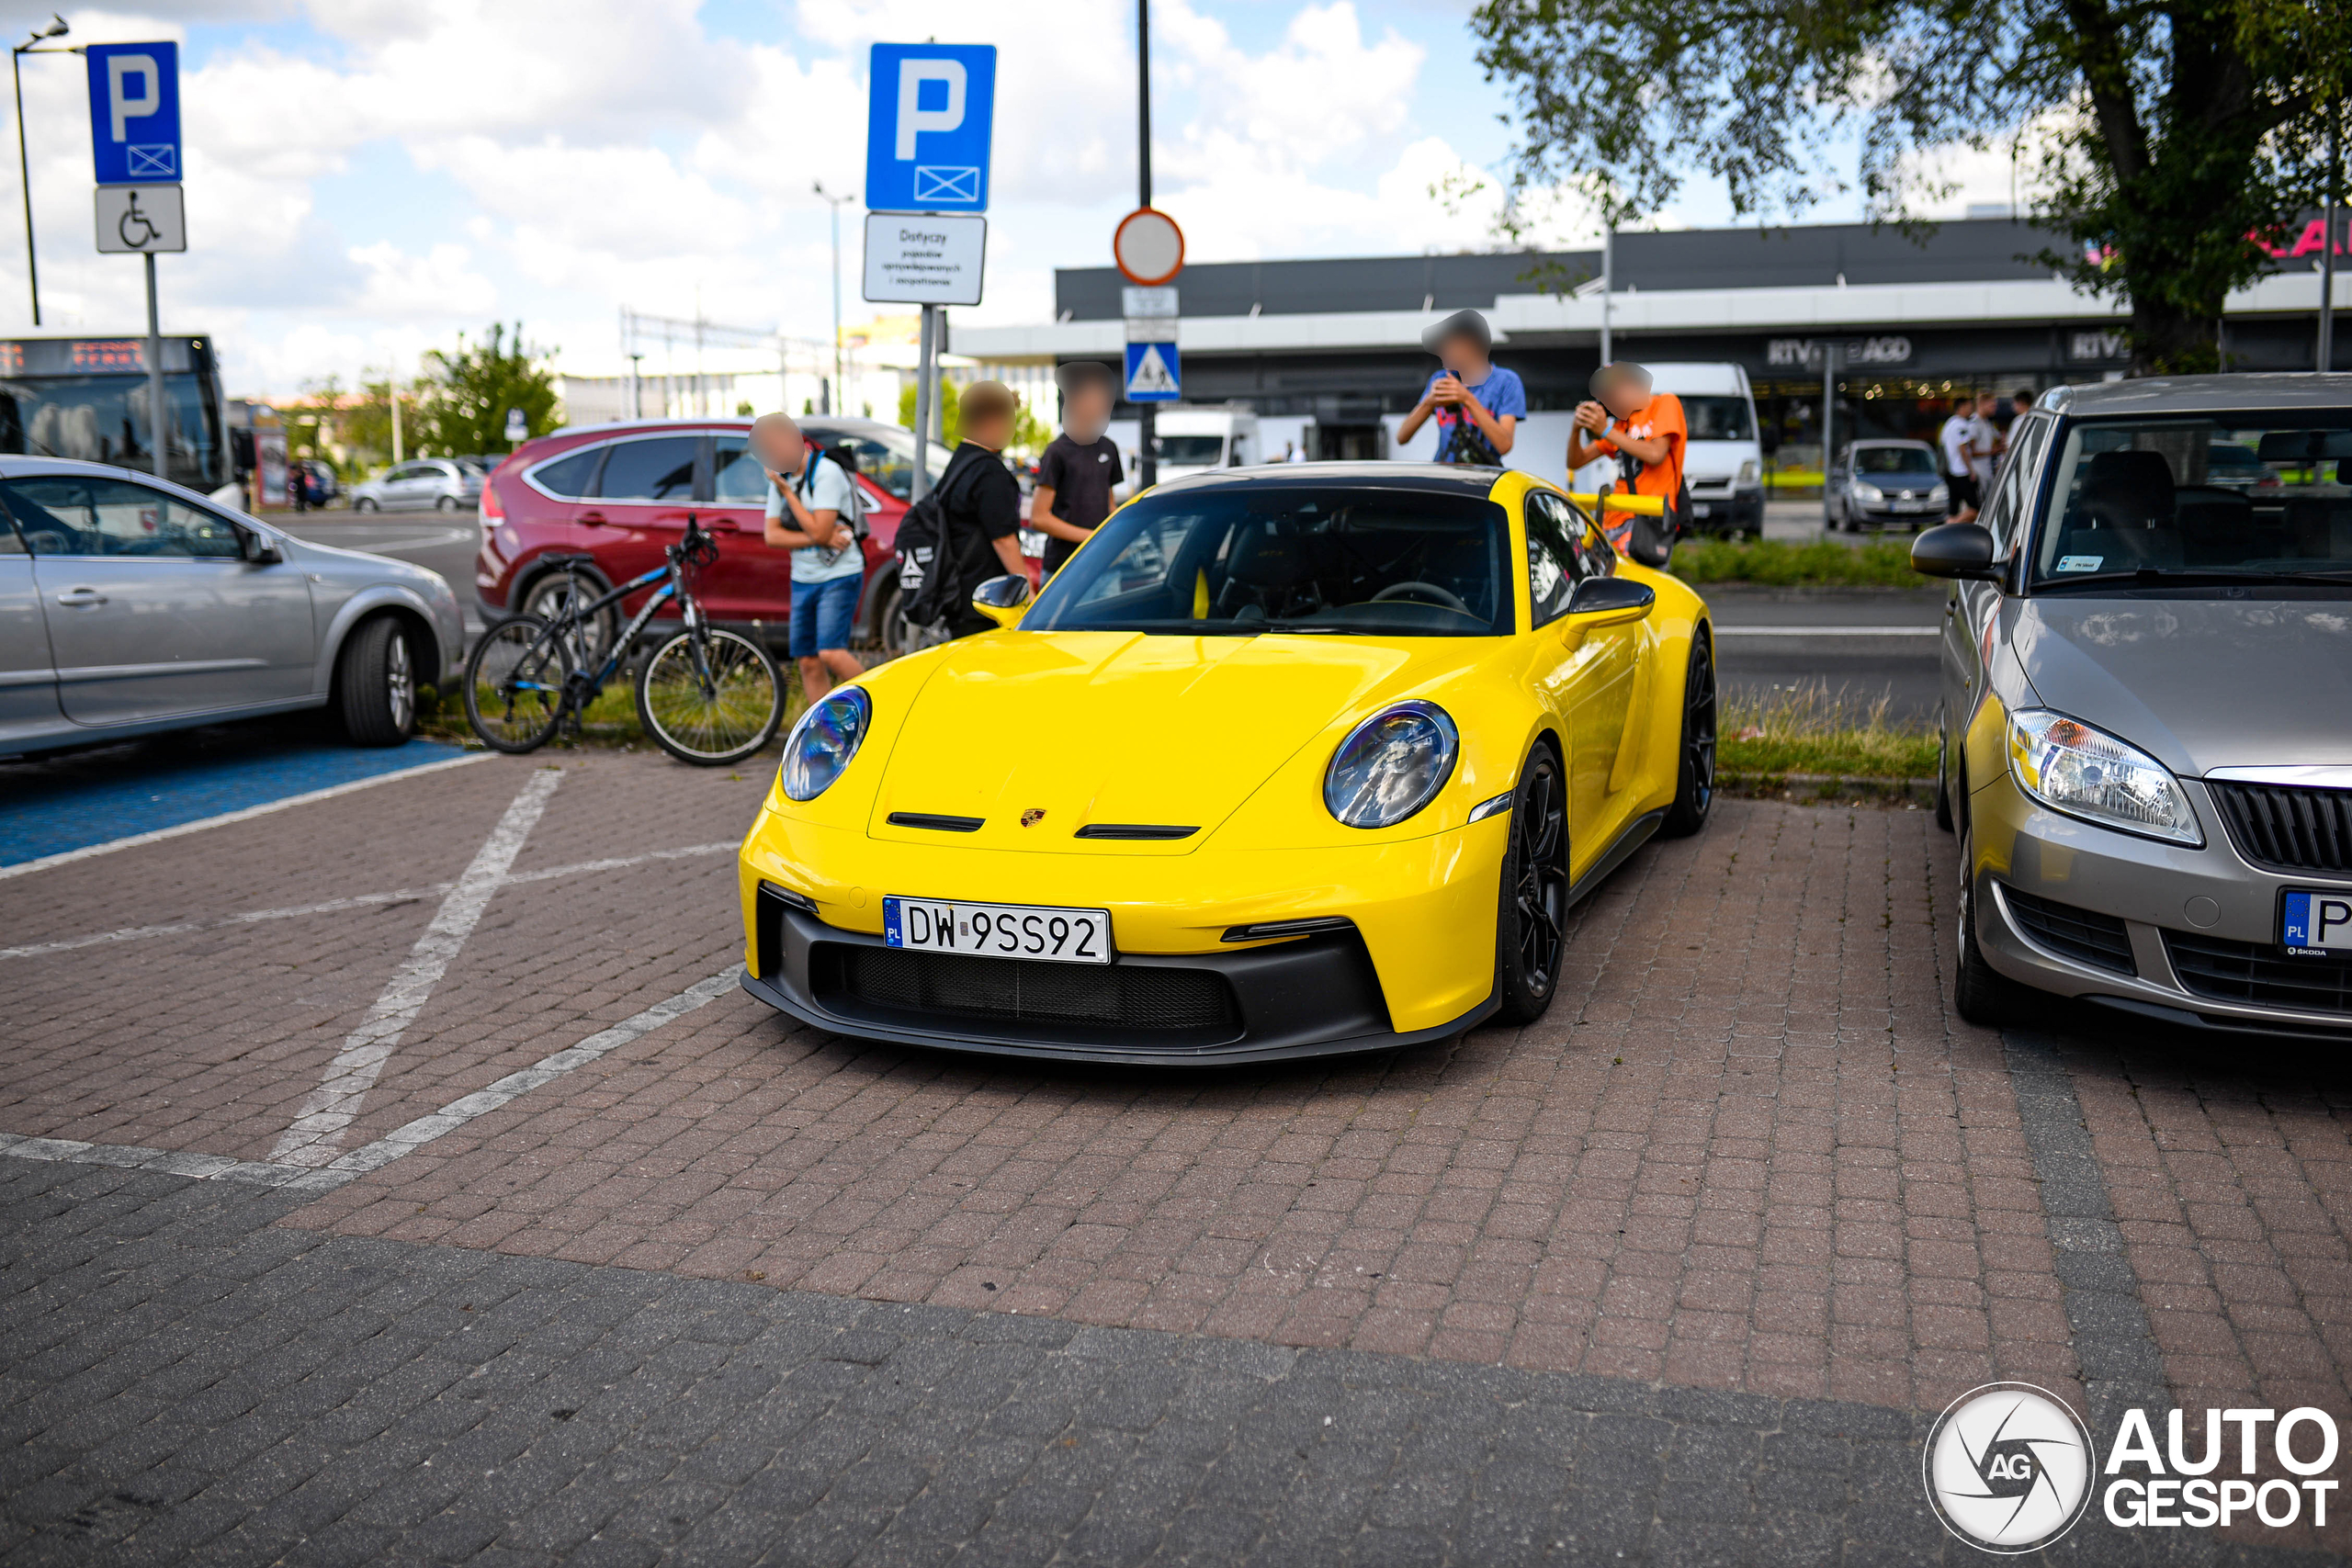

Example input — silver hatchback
[349,457,484,513]
[1914,373,2352,1038]
[0,457,465,754]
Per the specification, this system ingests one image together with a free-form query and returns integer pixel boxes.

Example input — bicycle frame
[570,563,694,692]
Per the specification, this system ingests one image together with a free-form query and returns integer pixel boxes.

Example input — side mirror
[1563,575,1655,629]
[240,528,284,566]
[971,572,1034,628]
[1910,522,2001,581]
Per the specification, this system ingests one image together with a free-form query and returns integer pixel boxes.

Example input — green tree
[1469,0,2352,372]
[897,383,1051,454]
[416,322,560,456]
[899,381,961,447]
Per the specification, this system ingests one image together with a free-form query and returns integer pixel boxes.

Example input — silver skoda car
[0,457,465,755]
[1915,374,2352,1037]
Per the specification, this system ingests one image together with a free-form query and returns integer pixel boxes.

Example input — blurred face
[967,409,1013,450]
[1438,331,1486,376]
[1596,371,1650,420]
[752,420,805,476]
[1065,383,1111,443]
[1977,393,1997,416]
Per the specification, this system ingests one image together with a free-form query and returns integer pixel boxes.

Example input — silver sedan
[349,457,484,513]
[0,457,465,754]
[1916,373,2352,1039]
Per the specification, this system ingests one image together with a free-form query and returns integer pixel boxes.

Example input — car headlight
[1736,459,1759,486]
[1325,702,1458,829]
[1853,481,1885,505]
[780,686,872,801]
[2007,709,2201,845]
[1929,481,1950,502]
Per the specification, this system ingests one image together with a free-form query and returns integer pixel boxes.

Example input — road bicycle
[463,514,786,766]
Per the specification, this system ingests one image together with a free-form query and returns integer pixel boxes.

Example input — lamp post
[814,180,855,416]
[1136,0,1156,490]
[12,14,69,328]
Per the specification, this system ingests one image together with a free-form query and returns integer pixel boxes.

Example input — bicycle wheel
[634,626,785,766]
[463,615,571,753]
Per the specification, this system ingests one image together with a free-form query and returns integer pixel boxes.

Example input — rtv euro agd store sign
[1921,1383,2343,1553]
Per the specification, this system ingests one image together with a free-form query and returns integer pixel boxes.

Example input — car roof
[544,413,910,442]
[1148,461,1510,498]
[2052,373,2352,417]
[1853,438,1932,447]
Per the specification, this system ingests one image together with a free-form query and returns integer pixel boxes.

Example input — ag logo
[1923,1382,2096,1553]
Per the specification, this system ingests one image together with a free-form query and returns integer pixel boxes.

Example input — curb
[1717,772,1937,807]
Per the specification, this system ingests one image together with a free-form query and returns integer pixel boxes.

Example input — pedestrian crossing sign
[1125,341,1180,401]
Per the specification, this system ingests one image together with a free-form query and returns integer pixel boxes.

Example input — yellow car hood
[866,630,1454,852]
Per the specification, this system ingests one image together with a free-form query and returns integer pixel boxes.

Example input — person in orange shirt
[1566,362,1687,555]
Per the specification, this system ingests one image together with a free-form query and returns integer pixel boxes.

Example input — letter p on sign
[107,55,159,142]
[896,60,966,159]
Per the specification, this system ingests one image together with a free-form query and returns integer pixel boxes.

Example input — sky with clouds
[0,1,2010,399]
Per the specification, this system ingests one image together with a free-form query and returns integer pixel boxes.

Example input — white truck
[1106,405,1261,496]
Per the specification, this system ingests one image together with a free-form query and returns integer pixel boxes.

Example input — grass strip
[1718,680,1938,780]
[1674,536,1926,588]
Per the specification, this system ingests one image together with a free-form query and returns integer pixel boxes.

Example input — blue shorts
[789,572,861,659]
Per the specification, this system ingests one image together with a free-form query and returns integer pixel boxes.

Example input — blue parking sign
[86,42,180,186]
[865,43,995,213]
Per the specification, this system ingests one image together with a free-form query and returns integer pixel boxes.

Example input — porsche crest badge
[1021,808,1046,828]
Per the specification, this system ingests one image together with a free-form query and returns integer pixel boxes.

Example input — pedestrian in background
[1566,361,1687,557]
[1939,395,1981,523]
[752,412,865,704]
[936,381,1027,638]
[1030,362,1121,578]
[1397,309,1521,464]
[1968,390,2001,500]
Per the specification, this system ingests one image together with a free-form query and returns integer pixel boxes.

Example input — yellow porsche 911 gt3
[737,463,1716,1065]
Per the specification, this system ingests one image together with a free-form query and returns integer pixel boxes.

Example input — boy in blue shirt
[1397,309,1523,464]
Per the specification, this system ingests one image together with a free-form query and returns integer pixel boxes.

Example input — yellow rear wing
[1567,491,1667,516]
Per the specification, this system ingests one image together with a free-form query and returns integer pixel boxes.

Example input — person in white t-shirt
[1966,391,2001,493]
[1938,395,1981,523]
[753,412,865,703]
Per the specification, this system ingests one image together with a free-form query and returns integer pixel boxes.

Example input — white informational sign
[863,212,986,306]
[1122,287,1177,335]
[503,407,528,443]
[94,183,184,254]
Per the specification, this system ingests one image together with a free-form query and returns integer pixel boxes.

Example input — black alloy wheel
[1661,632,1717,838]
[1495,744,1570,1025]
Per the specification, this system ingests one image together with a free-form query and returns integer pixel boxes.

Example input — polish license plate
[2281,890,2352,957]
[1894,498,1933,512]
[1691,503,1713,518]
[884,897,1113,964]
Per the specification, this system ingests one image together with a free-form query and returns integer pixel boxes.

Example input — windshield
[1023,483,1514,637]
[1153,434,1227,467]
[2032,413,2352,588]
[1855,446,1937,476]
[1681,395,1755,442]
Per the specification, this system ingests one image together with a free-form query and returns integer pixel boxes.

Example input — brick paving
[3,750,2350,1559]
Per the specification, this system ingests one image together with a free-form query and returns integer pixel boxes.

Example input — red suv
[474,415,957,656]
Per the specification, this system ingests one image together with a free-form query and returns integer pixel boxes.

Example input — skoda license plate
[2282,891,2352,957]
[885,897,1113,964]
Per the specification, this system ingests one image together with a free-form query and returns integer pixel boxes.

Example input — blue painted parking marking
[1,735,471,869]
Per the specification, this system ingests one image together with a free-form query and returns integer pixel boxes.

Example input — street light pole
[814,180,855,417]
[2323,106,2341,374]
[1136,0,1156,491]
[12,16,70,329]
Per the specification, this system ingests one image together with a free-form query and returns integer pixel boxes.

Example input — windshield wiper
[2041,567,2352,589]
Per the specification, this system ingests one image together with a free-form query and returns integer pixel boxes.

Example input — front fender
[314,582,463,692]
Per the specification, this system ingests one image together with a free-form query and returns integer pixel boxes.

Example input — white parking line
[0,967,741,1192]
[1713,625,1939,637]
[0,841,738,963]
[271,770,561,1167]
[0,752,494,882]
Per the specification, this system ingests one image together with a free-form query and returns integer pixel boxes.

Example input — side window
[0,508,22,554]
[594,436,697,502]
[852,436,914,501]
[1,477,242,558]
[711,436,769,502]
[1525,491,1582,626]
[530,446,604,500]
[1979,417,2050,557]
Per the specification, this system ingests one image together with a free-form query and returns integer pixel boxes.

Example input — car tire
[436,495,459,513]
[1494,740,1570,1026]
[353,496,378,513]
[523,568,617,664]
[336,614,417,748]
[1660,630,1717,839]
[1953,818,2032,1027]
[1933,720,1955,832]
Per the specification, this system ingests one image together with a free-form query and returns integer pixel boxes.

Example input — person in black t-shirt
[937,379,1028,637]
[1031,362,1121,577]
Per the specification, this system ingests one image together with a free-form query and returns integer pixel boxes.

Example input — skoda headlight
[1853,481,1886,506]
[780,686,872,801]
[1325,702,1459,829]
[2007,709,2201,845]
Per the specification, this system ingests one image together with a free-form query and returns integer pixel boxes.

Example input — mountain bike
[463,515,786,766]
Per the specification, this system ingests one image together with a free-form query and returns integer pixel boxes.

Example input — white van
[1644,363,1766,538]
[1106,405,1261,496]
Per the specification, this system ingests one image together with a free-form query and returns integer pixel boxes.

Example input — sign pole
[143,249,164,478]
[911,304,936,500]
[1136,0,1156,491]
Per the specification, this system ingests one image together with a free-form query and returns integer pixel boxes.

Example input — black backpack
[896,456,980,628]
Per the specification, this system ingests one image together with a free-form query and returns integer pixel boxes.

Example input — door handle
[704,517,741,533]
[579,511,606,527]
[54,587,106,607]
